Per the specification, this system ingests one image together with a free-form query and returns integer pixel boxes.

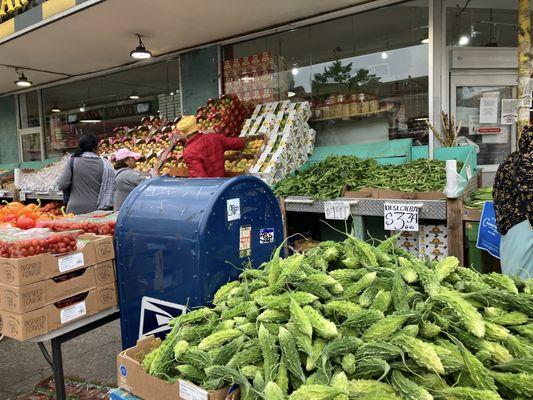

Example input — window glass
[42,58,181,158]
[18,91,40,129]
[222,0,429,146]
[446,0,519,47]
[21,133,41,162]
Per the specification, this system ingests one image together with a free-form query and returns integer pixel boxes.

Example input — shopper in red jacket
[178,115,245,178]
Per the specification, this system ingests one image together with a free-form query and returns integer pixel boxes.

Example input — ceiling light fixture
[79,101,86,112]
[130,34,152,59]
[51,106,61,113]
[291,67,299,76]
[459,35,470,46]
[421,38,430,44]
[287,91,296,98]
[129,92,140,100]
[80,119,101,123]
[15,69,32,87]
[381,51,388,60]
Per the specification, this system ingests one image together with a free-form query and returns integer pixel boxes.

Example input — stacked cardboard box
[241,101,316,185]
[393,224,449,261]
[0,234,117,340]
[223,52,289,107]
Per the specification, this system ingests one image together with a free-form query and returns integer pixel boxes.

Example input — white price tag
[324,201,351,220]
[179,380,208,400]
[60,301,87,324]
[19,191,26,201]
[58,252,85,272]
[384,203,420,232]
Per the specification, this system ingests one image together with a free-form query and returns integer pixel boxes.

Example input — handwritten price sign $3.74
[384,203,420,232]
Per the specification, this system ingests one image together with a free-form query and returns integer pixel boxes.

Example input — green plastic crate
[465,222,482,273]
[19,161,43,170]
[308,138,413,166]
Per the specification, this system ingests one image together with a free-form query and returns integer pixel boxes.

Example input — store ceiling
[0,0,372,95]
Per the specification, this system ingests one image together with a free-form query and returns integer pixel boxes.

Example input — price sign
[384,203,420,231]
[19,191,26,201]
[324,201,351,220]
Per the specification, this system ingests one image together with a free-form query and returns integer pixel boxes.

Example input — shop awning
[0,0,374,95]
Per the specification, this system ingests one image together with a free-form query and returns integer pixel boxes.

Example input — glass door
[450,72,517,185]
[17,91,44,162]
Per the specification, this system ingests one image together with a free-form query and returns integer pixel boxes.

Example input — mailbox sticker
[240,225,252,258]
[227,198,241,221]
[260,228,274,244]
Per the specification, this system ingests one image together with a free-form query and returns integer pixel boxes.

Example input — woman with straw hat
[179,115,245,178]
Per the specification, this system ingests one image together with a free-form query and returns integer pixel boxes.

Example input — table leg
[51,338,66,400]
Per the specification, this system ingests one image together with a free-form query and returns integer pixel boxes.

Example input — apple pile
[0,228,79,258]
[196,94,249,136]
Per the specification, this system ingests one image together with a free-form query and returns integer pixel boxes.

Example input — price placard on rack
[324,201,351,220]
[384,203,419,231]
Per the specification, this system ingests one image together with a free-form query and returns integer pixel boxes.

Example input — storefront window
[18,91,40,129]
[222,0,429,146]
[446,1,519,47]
[42,58,181,158]
[20,133,42,162]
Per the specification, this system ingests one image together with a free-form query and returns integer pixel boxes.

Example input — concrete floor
[0,319,121,400]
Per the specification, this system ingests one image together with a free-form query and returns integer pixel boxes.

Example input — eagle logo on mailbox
[138,296,188,340]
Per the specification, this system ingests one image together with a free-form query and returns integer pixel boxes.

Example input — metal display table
[30,306,120,400]
[283,196,447,220]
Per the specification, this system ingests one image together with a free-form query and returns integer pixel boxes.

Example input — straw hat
[177,115,200,136]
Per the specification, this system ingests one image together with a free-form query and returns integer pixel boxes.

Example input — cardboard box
[0,266,97,313]
[0,238,97,286]
[1,283,117,341]
[293,239,320,253]
[117,336,239,400]
[79,234,115,263]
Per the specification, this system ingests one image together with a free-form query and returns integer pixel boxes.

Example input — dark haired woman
[493,128,532,278]
[113,149,147,211]
[57,134,115,214]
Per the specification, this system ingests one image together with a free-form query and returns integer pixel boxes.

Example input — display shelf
[283,196,447,220]
[21,191,63,201]
[0,190,14,199]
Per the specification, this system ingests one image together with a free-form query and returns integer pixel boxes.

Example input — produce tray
[283,196,447,220]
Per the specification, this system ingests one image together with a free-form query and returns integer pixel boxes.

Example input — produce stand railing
[283,196,447,219]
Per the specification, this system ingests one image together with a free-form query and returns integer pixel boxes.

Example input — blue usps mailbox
[114,176,283,349]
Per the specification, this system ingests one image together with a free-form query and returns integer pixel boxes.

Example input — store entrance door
[450,71,517,186]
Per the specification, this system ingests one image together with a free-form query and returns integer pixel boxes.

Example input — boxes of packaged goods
[418,224,449,261]
[117,336,239,400]
[0,230,117,340]
[1,283,117,340]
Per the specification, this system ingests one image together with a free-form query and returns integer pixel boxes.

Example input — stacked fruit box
[223,52,289,109]
[242,101,315,185]
[0,231,117,340]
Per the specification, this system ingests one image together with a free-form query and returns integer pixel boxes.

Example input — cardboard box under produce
[117,335,240,400]
[0,283,117,341]
[0,235,114,286]
[0,262,115,314]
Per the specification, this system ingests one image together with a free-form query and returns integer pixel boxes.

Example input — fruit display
[224,158,255,174]
[0,200,69,229]
[465,187,493,210]
[140,234,533,399]
[196,94,249,136]
[99,124,183,174]
[274,157,450,200]
[18,155,70,193]
[241,100,315,185]
[0,228,79,258]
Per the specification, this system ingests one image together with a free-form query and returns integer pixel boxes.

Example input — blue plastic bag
[476,201,501,259]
